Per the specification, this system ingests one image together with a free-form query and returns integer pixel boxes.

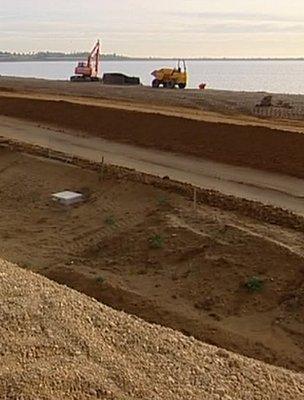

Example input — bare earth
[0,115,303,215]
[1,260,304,399]
[1,93,304,181]
[0,77,303,397]
[1,76,304,128]
[0,149,303,374]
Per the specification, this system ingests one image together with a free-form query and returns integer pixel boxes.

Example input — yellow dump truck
[151,60,187,89]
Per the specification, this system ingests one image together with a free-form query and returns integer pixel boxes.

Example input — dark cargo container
[102,73,141,86]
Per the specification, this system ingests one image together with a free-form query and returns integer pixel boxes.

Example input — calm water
[0,60,303,94]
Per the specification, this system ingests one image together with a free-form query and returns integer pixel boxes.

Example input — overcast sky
[1,0,304,57]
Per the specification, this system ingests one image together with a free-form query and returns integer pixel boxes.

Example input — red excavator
[70,40,101,82]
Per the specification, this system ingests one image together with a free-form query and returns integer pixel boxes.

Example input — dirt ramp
[1,96,304,178]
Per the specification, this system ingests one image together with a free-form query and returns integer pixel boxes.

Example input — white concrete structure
[52,191,84,206]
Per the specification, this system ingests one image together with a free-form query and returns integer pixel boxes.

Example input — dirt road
[1,115,303,215]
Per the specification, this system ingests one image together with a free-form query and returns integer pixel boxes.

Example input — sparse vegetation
[96,276,105,284]
[158,195,169,206]
[104,215,116,226]
[1,147,303,375]
[245,276,264,293]
[149,234,165,249]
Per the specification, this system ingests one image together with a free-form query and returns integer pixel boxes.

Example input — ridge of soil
[0,95,304,179]
[2,138,304,232]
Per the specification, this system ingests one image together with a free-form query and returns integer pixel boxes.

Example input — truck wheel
[167,80,175,89]
[178,83,186,89]
[152,79,161,88]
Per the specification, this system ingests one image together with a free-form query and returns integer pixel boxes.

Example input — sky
[1,0,304,57]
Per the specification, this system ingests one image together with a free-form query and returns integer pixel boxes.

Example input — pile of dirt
[1,95,304,179]
[0,259,303,400]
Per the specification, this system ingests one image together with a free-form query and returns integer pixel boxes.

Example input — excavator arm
[87,40,100,77]
[71,40,101,82]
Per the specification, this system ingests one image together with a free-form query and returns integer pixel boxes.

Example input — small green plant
[104,215,116,226]
[245,276,264,293]
[158,195,168,206]
[149,234,164,249]
[96,276,105,284]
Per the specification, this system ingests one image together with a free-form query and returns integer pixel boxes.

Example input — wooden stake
[193,188,197,211]
[99,156,105,182]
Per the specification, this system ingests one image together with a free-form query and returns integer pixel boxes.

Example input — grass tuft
[104,215,116,226]
[245,276,264,293]
[96,276,105,284]
[149,234,165,249]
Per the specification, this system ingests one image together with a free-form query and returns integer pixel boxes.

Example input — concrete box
[52,191,84,206]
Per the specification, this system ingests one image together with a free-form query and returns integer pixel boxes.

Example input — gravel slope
[0,259,303,400]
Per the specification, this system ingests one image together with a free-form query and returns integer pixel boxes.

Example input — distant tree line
[0,51,131,62]
[0,51,303,62]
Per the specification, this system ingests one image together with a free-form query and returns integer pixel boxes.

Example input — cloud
[176,23,304,35]
[0,0,303,56]
[175,11,303,23]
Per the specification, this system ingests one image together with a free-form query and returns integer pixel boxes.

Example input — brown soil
[1,76,304,124]
[0,95,304,179]
[2,260,304,400]
[0,148,303,373]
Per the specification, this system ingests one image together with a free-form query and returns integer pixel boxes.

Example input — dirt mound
[1,96,304,179]
[0,259,303,400]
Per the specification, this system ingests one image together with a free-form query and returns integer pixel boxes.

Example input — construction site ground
[0,77,304,389]
[1,115,303,215]
[0,147,304,373]
[2,260,304,400]
[1,76,304,130]
[1,259,304,400]
[0,80,304,182]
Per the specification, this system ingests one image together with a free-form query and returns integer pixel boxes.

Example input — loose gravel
[0,259,303,400]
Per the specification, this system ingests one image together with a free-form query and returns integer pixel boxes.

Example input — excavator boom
[87,40,100,76]
[71,40,101,82]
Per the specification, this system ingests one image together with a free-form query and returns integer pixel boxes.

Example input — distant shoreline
[0,56,303,63]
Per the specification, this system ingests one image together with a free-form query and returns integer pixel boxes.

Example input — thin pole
[193,188,197,211]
